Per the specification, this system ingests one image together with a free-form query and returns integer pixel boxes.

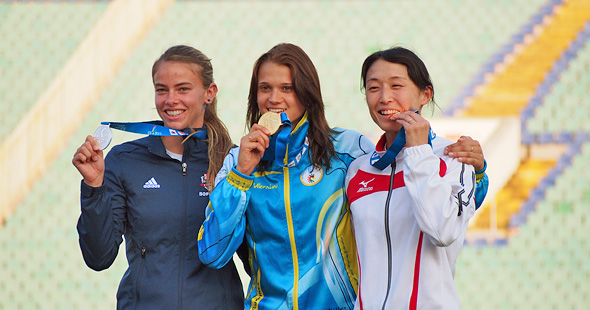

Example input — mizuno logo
[143,177,160,189]
[359,178,375,188]
[356,178,375,193]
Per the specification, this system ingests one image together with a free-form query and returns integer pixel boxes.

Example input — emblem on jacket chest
[300,165,323,186]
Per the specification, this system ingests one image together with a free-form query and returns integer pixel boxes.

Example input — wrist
[235,163,254,176]
[83,177,103,188]
[475,160,487,183]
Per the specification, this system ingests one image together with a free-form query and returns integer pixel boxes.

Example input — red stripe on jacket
[347,170,404,204]
[409,231,424,310]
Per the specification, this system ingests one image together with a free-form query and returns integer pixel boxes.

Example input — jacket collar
[284,112,310,167]
[145,120,208,161]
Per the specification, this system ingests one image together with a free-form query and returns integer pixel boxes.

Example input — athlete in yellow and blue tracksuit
[198,114,374,310]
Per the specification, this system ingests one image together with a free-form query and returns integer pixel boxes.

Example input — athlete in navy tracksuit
[73,45,243,309]
[77,135,243,309]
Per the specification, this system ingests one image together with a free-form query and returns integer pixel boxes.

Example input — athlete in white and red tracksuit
[346,47,478,309]
[346,133,475,309]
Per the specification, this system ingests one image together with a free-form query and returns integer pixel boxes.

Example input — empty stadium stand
[1,0,588,309]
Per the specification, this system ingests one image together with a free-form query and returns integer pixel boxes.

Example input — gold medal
[258,112,282,135]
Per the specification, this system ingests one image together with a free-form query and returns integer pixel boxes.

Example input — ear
[420,86,433,107]
[206,82,218,104]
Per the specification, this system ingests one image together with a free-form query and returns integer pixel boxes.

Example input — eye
[258,85,270,92]
[368,86,379,92]
[155,88,167,94]
[179,87,190,92]
[282,85,293,92]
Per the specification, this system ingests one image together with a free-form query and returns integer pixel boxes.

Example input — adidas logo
[143,177,161,189]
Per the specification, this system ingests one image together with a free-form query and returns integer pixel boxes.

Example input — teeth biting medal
[258,112,282,135]
[388,110,401,119]
[93,124,113,150]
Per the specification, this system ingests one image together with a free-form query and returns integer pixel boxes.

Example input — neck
[385,130,400,149]
[161,136,184,154]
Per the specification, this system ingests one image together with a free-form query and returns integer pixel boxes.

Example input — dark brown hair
[247,43,337,171]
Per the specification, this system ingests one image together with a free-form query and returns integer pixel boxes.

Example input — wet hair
[361,46,436,108]
[247,43,337,171]
[152,45,232,190]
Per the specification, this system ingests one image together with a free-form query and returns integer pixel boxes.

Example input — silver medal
[93,124,113,150]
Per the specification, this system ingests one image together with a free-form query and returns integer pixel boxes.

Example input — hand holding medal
[72,134,106,188]
[75,121,207,186]
[236,112,289,176]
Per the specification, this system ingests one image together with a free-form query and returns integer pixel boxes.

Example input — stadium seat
[2,0,588,309]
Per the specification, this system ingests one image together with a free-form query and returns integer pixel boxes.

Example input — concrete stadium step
[470,158,555,230]
[464,0,590,117]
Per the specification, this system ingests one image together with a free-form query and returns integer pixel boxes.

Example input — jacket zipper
[179,161,188,309]
[283,165,299,310]
[135,246,146,310]
[381,161,396,310]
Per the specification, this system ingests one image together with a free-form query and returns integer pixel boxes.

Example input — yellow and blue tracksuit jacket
[198,114,374,310]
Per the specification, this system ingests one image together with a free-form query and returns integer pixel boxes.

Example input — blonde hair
[152,45,233,190]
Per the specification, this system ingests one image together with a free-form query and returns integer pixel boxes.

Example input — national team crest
[300,165,323,186]
[199,173,210,195]
[200,173,208,188]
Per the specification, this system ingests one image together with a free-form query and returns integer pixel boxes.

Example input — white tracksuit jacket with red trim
[345,134,476,310]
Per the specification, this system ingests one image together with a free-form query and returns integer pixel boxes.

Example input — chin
[164,122,185,130]
[379,122,401,133]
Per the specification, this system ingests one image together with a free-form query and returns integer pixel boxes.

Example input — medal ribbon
[371,109,436,170]
[371,110,434,170]
[371,128,435,171]
[101,121,207,139]
[371,128,407,170]
[261,112,292,165]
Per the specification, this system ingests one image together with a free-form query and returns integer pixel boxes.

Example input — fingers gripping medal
[93,124,113,150]
[259,112,292,164]
[258,112,282,135]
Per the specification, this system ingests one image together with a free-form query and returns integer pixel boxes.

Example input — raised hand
[444,136,485,171]
[235,124,271,176]
[72,135,105,187]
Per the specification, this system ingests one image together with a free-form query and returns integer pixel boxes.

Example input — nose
[379,87,393,105]
[165,91,178,105]
[268,89,281,104]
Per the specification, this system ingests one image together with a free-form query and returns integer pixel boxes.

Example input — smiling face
[256,61,306,127]
[153,61,216,130]
[365,59,431,135]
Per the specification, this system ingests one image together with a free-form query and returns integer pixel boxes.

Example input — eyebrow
[154,82,192,88]
[257,82,292,86]
[386,75,407,81]
[368,75,406,80]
